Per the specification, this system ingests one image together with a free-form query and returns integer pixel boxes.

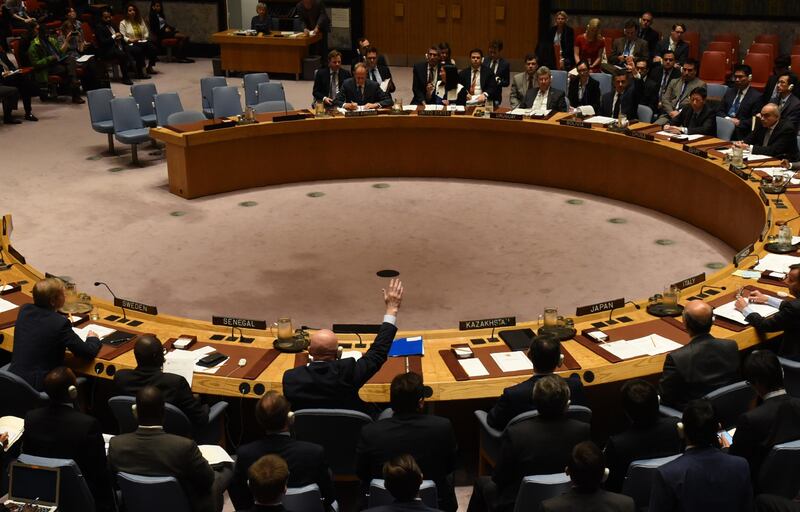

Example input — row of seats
[700,35,790,89]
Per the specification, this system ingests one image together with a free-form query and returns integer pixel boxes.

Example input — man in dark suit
[108,386,229,512]
[9,277,101,390]
[521,66,567,112]
[357,372,458,511]
[459,48,498,105]
[484,39,510,106]
[770,73,800,128]
[312,49,351,107]
[351,37,387,72]
[467,376,591,512]
[718,64,764,140]
[229,391,335,511]
[23,367,114,511]
[656,58,705,125]
[113,334,209,429]
[540,441,634,512]
[658,300,740,410]
[637,12,659,61]
[411,46,440,105]
[738,103,800,161]
[244,454,289,512]
[762,56,800,106]
[600,71,639,120]
[567,60,601,113]
[282,279,403,416]
[653,23,689,65]
[363,455,441,512]
[293,0,329,58]
[649,399,752,512]
[644,51,681,112]
[601,19,649,75]
[334,63,393,109]
[364,46,395,94]
[604,380,682,492]
[486,334,587,430]
[736,263,800,359]
[664,86,716,136]
[94,9,133,84]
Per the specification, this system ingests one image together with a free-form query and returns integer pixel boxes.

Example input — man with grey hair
[521,65,567,112]
[736,103,800,160]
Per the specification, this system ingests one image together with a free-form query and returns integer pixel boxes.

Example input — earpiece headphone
[68,384,78,400]
[789,83,795,92]
[748,74,753,81]
[558,354,565,367]
[602,468,610,482]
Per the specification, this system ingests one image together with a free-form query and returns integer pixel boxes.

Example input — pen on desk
[650,335,656,348]
[405,356,409,373]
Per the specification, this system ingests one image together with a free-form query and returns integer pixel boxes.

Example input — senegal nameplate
[114,297,158,316]
[459,316,516,331]
[212,315,267,330]
[576,298,625,317]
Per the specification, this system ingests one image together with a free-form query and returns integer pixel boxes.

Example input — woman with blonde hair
[573,18,604,72]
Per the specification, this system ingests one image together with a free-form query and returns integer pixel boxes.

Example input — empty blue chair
[283,483,325,512]
[87,88,116,154]
[292,409,372,478]
[110,97,153,165]
[108,396,228,444]
[130,83,158,127]
[243,72,270,107]
[637,104,654,123]
[716,116,736,141]
[706,83,728,99]
[660,381,755,429]
[621,454,681,509]
[200,76,227,119]
[779,356,800,397]
[211,86,243,119]
[18,454,96,512]
[513,473,571,512]
[550,70,568,93]
[0,369,48,417]
[758,439,800,498]
[591,72,612,96]
[166,110,207,126]
[154,92,183,127]
[369,479,437,508]
[116,472,191,512]
[257,81,286,103]
[253,100,295,113]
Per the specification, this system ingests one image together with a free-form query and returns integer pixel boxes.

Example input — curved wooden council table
[0,112,784,403]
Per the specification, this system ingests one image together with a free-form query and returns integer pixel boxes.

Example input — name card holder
[114,298,158,316]
[559,118,591,129]
[418,109,451,117]
[606,125,628,134]
[203,120,237,131]
[459,316,516,331]
[490,112,523,121]
[672,272,706,290]
[683,144,708,158]
[759,187,770,206]
[212,315,268,330]
[0,282,21,295]
[729,164,749,180]
[734,244,755,267]
[626,130,654,141]
[576,297,625,317]
[344,110,378,118]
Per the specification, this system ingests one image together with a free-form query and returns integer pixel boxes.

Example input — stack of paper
[73,323,117,341]
[458,358,489,377]
[0,416,23,452]
[753,253,800,274]
[164,350,197,385]
[199,445,234,465]
[532,108,552,116]
[601,334,683,360]
[490,351,533,372]
[654,131,706,141]
[584,115,617,125]
[341,350,363,361]
[0,298,18,314]
[509,108,531,116]
[714,300,779,325]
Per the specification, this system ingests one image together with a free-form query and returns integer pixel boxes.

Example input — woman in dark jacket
[148,0,193,63]
[536,10,574,71]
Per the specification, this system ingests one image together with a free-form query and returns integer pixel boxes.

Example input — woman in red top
[574,18,604,72]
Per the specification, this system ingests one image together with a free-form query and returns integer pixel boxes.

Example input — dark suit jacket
[644,65,681,110]
[745,298,800,359]
[282,321,398,415]
[744,119,800,161]
[600,88,638,120]
[351,50,388,73]
[603,417,682,493]
[492,416,591,511]
[357,412,458,512]
[250,15,272,33]
[522,87,567,112]
[364,502,441,512]
[293,0,329,32]
[540,488,635,512]
[23,404,114,511]
[777,94,800,129]
[483,57,510,88]
[536,25,575,70]
[638,26,660,60]
[658,333,740,410]
[312,66,352,102]
[245,505,286,512]
[458,65,499,102]
[333,78,392,108]
[672,103,716,136]
[717,86,763,140]
[608,37,649,65]
[9,303,101,390]
[655,38,689,65]
[486,374,588,430]
[412,61,439,105]
[567,77,601,112]
[366,63,395,93]
[113,366,209,428]
[109,427,215,512]
[229,433,334,511]
[649,447,752,512]
[762,73,800,106]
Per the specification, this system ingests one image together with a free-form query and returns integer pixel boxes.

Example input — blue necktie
[728,92,742,117]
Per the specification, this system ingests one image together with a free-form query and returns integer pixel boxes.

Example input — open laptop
[4,461,60,512]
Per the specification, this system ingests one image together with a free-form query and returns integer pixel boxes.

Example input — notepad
[714,300,779,325]
[0,416,23,452]
[389,336,424,357]
[0,298,18,314]
[754,253,800,274]
[584,115,617,124]
[164,350,196,386]
[199,445,234,465]
[72,323,116,341]
[458,358,489,377]
[341,350,363,361]
[490,351,533,372]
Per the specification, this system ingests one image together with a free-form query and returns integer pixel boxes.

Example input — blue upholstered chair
[253,100,295,113]
[108,396,228,445]
[154,92,184,127]
[110,97,152,165]
[243,72,270,107]
[211,86,243,119]
[368,479,438,508]
[283,483,326,512]
[166,111,206,126]
[87,88,116,154]
[116,472,191,512]
[621,454,681,509]
[0,369,49,417]
[130,83,158,127]
[513,473,571,512]
[291,409,372,478]
[257,81,286,103]
[200,76,227,118]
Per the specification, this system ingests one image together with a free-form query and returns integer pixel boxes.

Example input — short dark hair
[437,42,451,52]
[366,46,379,55]
[576,59,590,69]
[248,454,289,504]
[623,19,637,30]
[621,379,659,426]
[683,57,698,69]
[528,335,561,372]
[533,375,570,419]
[744,350,784,392]
[690,86,707,99]
[672,23,686,32]
[734,64,752,76]
[774,55,791,69]
[43,367,77,403]
[662,50,676,60]
[136,385,165,426]
[327,49,341,61]
[682,399,718,447]
[390,371,424,414]
[489,39,503,51]
[383,455,423,502]
[525,53,538,63]
[470,48,483,58]
[568,441,605,491]
[255,391,292,432]
[133,334,165,368]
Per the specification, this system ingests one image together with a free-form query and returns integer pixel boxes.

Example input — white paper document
[575,105,595,116]
[191,345,227,374]
[380,79,391,92]
[532,108,552,116]
[458,358,489,377]
[0,416,23,452]
[337,107,376,114]
[583,115,617,125]
[341,350,363,361]
[0,284,14,292]
[490,351,534,372]
[402,105,418,111]
[423,104,464,112]
[641,334,683,355]
[753,253,800,274]
[73,323,116,341]
[199,445,234,465]
[601,334,683,360]
[508,108,531,116]
[714,300,779,325]
[164,350,196,386]
[654,131,705,141]
[76,54,94,63]
[746,154,772,162]
[0,298,18,314]
[757,167,800,185]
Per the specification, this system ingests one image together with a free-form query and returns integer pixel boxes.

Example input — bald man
[282,279,404,416]
[736,103,800,161]
[658,300,740,410]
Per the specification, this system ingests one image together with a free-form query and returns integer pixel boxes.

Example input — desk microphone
[698,284,727,297]
[94,281,127,322]
[625,300,641,310]
[776,214,800,226]
[273,82,306,122]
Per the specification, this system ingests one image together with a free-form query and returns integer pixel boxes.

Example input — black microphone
[273,82,305,122]
[699,284,727,297]
[94,281,127,322]
[625,300,641,310]
[776,214,800,226]
[281,82,288,117]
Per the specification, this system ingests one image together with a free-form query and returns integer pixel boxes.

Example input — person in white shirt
[119,3,158,77]
[458,48,498,105]
[426,64,466,106]
[522,65,567,113]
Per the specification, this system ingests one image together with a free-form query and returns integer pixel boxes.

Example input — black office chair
[291,409,373,479]
[108,396,228,444]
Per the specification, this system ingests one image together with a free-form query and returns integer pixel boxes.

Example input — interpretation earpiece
[131,403,138,419]
[676,421,685,439]
[748,74,753,81]
[602,468,610,483]
[558,354,565,367]
[336,346,343,360]
[68,384,78,400]
[790,84,795,92]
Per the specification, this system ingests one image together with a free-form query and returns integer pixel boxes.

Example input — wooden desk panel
[211,30,321,78]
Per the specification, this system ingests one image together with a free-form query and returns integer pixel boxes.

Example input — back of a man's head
[744,350,784,394]
[32,277,63,309]
[529,335,561,373]
[390,372,424,414]
[681,399,718,448]
[621,379,659,426]
[383,454,423,502]
[682,300,713,337]
[43,366,77,403]
[248,454,289,505]
[533,374,570,419]
[255,391,292,432]
[132,334,164,368]
[567,441,606,492]
[136,385,165,426]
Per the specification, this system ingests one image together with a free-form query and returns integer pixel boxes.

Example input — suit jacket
[762,73,800,106]
[745,299,800,359]
[94,22,122,55]
[333,78,392,108]
[350,50,388,73]
[293,0,329,32]
[717,86,763,140]
[600,88,638,120]
[540,488,635,512]
[649,447,752,512]
[245,505,286,512]
[658,333,740,410]
[608,37,649,66]
[250,15,272,33]
[661,77,706,116]
[777,94,800,129]
[644,65,681,111]
[486,374,588,430]
[567,77,602,112]
[458,65,499,103]
[744,119,800,161]
[366,63,395,93]
[483,56,510,88]
[522,87,567,112]
[603,417,682,493]
[357,412,458,512]
[638,26,660,60]
[412,61,439,105]
[655,38,689,65]
[282,321,398,415]
[509,72,536,109]
[113,366,209,428]
[364,502,441,512]
[229,433,335,511]
[312,66,352,102]
[23,404,114,511]
[108,427,215,512]
[492,416,591,511]
[536,25,575,70]
[672,103,716,136]
[9,303,101,390]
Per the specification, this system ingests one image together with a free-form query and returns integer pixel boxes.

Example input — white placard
[490,351,534,373]
[458,358,489,377]
[330,8,350,29]
[0,298,18,314]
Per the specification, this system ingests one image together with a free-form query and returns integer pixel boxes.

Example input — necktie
[624,41,632,56]
[579,83,584,101]
[428,67,434,83]
[764,127,773,146]
[371,69,378,82]
[470,70,478,95]
[613,93,620,117]
[330,74,337,96]
[528,76,533,90]
[679,81,688,102]
[492,60,498,74]
[728,91,742,117]
[660,72,670,95]
[358,86,364,101]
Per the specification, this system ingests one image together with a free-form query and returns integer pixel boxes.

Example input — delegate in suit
[738,103,800,161]
[600,72,639,120]
[459,48,499,104]
[334,62,392,109]
[509,54,538,109]
[567,60,601,113]
[520,66,567,112]
[312,49,351,106]
[717,64,764,140]
[600,19,649,75]
[663,86,716,136]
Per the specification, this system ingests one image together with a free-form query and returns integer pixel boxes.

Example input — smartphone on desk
[197,351,228,368]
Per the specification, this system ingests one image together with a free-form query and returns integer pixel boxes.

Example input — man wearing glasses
[644,50,681,112]
[717,64,765,140]
[655,58,705,125]
[653,23,689,65]
[363,46,395,94]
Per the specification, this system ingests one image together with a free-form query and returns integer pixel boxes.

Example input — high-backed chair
[744,52,772,91]
[716,116,736,142]
[116,472,191,512]
[591,72,612,96]
[110,97,151,165]
[749,43,776,64]
[253,100,295,113]
[706,83,728,99]
[130,83,158,127]
[17,454,96,512]
[683,31,701,60]
[166,111,207,126]
[757,439,800,498]
[699,51,728,85]
[368,479,438,508]
[637,104,654,123]
[621,454,682,509]
[779,356,800,397]
[211,86,243,118]
[154,92,184,127]
[792,45,800,56]
[283,484,325,512]
[243,72,270,107]
[707,41,735,72]
[291,409,372,479]
[200,76,227,118]
[257,81,286,103]
[713,33,741,63]
[108,396,228,445]
[87,88,116,155]
[0,369,48,417]
[550,70,568,94]
[513,473,571,512]
[755,34,781,55]
[659,381,756,429]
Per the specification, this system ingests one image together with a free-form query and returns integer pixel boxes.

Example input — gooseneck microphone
[625,300,642,310]
[699,284,727,297]
[776,214,800,226]
[94,281,127,321]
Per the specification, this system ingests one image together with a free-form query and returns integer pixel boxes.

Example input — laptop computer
[4,461,60,512]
